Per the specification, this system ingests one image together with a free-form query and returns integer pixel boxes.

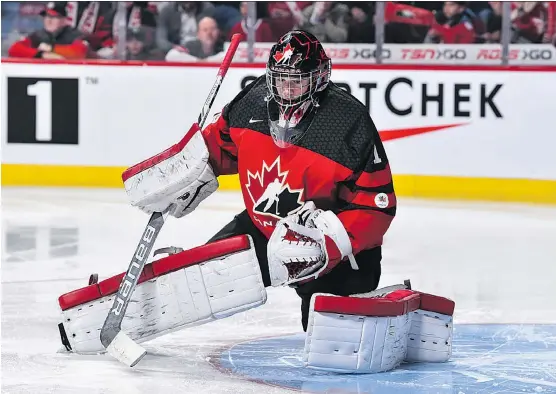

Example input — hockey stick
[100,33,243,367]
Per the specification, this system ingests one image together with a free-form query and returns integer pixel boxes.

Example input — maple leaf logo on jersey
[246,157,304,220]
[273,43,295,65]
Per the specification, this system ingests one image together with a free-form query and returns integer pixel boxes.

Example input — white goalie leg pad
[122,123,218,218]
[304,289,418,373]
[303,287,455,373]
[405,293,455,363]
[58,235,266,354]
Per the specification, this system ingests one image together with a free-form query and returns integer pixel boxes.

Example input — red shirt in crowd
[430,19,476,43]
[512,2,555,43]
[267,1,312,40]
[228,19,274,43]
[9,26,88,59]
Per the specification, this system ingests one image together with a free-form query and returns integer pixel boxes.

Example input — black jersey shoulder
[298,82,379,171]
[224,75,271,134]
[224,78,380,172]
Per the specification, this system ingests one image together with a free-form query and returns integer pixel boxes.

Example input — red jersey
[202,77,396,258]
[8,26,88,59]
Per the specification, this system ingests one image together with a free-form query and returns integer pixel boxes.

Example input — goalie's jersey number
[7,77,79,145]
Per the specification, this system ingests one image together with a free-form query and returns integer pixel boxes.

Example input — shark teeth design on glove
[285,257,323,280]
[281,223,325,279]
[282,223,320,246]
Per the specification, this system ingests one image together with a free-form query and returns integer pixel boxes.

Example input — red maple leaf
[246,158,288,204]
[273,50,284,63]
[273,43,294,64]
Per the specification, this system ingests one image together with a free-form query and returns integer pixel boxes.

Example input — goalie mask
[266,30,331,148]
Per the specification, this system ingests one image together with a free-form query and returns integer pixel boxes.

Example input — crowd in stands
[2,1,555,61]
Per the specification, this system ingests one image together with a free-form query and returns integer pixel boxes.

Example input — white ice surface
[1,188,556,393]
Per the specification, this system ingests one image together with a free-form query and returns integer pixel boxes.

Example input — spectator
[544,2,556,44]
[151,1,170,14]
[65,1,114,51]
[345,2,375,43]
[425,1,480,43]
[8,2,88,59]
[228,1,273,42]
[96,2,157,59]
[165,16,224,61]
[185,16,223,59]
[156,2,215,54]
[212,1,243,34]
[384,2,436,43]
[481,1,502,43]
[511,2,548,43]
[299,2,349,43]
[267,1,312,39]
[124,26,164,60]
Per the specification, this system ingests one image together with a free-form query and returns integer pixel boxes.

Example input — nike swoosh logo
[249,118,263,124]
[379,123,468,141]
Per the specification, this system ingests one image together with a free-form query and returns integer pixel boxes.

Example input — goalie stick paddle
[99,33,243,367]
[99,211,167,366]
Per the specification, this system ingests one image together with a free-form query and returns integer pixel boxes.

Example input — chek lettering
[338,79,503,118]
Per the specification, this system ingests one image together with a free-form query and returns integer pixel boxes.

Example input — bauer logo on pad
[7,77,79,145]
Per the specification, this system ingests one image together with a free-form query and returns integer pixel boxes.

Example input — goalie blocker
[57,235,266,354]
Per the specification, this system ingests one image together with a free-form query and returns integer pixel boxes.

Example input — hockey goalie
[57,30,455,373]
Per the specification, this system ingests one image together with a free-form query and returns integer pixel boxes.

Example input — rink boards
[2,60,555,204]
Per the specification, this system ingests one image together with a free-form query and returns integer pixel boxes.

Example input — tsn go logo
[401,48,467,60]
[521,49,553,60]
[351,48,392,60]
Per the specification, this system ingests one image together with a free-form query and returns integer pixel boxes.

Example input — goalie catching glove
[122,123,218,218]
[268,202,358,286]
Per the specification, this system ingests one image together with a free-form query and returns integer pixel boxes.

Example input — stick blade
[105,331,147,367]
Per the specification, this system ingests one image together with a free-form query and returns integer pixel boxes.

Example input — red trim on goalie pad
[58,235,251,311]
[417,292,455,316]
[313,290,421,317]
[97,264,154,296]
[122,123,200,181]
[58,284,102,311]
[151,235,251,276]
[58,265,156,311]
